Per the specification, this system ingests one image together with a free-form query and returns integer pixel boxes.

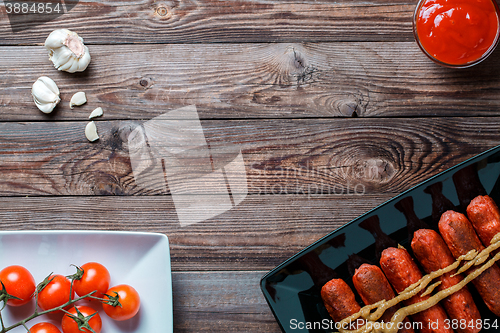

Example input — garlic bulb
[45,29,91,73]
[31,76,60,113]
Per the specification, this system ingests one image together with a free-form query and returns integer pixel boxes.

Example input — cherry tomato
[102,284,140,321]
[61,305,102,333]
[0,265,36,306]
[37,274,74,311]
[72,262,110,299]
[29,322,61,333]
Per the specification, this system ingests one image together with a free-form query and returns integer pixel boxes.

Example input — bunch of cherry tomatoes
[0,263,140,333]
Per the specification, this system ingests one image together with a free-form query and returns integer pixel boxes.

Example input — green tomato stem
[0,309,5,331]
[0,291,106,333]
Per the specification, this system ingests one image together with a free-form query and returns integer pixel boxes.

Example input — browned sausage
[466,195,500,247]
[411,229,481,333]
[438,210,500,316]
[353,264,415,333]
[380,247,453,333]
[321,278,361,325]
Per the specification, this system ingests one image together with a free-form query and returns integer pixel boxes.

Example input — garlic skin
[31,76,60,114]
[85,121,99,142]
[45,29,91,73]
[70,91,87,109]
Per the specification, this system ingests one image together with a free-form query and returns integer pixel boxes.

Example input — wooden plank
[0,118,498,197]
[172,271,281,332]
[2,43,500,121]
[0,194,391,271]
[0,0,413,45]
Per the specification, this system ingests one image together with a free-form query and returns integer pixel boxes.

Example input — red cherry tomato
[102,284,140,321]
[0,265,36,306]
[61,306,102,333]
[37,274,74,311]
[29,322,61,333]
[72,262,110,299]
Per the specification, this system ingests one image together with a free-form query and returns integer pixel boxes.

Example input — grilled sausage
[380,247,453,333]
[321,278,362,326]
[411,229,481,333]
[353,263,415,333]
[438,210,500,316]
[466,195,500,247]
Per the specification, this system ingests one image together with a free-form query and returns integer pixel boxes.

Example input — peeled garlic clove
[45,29,91,73]
[89,107,103,119]
[85,121,99,142]
[31,76,60,114]
[70,91,87,109]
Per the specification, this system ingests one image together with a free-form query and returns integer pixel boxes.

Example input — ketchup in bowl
[413,0,500,67]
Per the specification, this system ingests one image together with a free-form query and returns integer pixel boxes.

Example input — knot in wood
[356,158,395,184]
[261,44,312,87]
[155,6,169,16]
[153,2,175,19]
[339,101,359,117]
[139,78,151,88]
[328,147,397,193]
[335,98,363,117]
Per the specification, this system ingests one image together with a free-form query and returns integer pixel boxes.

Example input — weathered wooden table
[1,0,500,332]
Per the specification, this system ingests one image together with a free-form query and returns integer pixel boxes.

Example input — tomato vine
[0,272,107,333]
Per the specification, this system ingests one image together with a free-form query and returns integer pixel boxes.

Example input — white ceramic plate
[0,230,173,333]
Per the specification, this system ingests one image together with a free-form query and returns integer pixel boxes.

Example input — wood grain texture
[3,0,499,331]
[0,118,498,197]
[0,194,391,270]
[172,271,280,332]
[3,44,500,121]
[0,0,413,45]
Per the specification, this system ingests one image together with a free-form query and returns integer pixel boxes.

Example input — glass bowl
[413,0,500,68]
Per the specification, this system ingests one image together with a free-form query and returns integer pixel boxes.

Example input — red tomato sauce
[415,0,500,66]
